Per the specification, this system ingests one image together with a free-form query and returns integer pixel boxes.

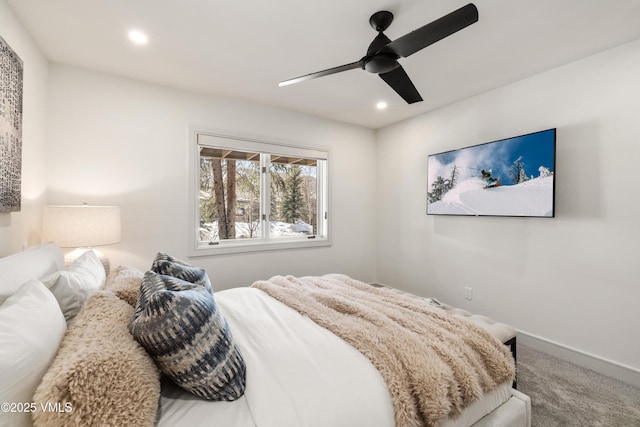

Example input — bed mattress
[157,287,511,427]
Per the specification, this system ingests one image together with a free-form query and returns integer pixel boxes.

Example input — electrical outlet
[464,287,473,300]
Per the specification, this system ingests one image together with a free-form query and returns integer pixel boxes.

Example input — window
[189,131,329,255]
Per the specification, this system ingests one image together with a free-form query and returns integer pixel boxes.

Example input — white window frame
[188,129,330,256]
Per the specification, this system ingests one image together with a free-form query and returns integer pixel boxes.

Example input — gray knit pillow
[129,271,246,401]
[151,252,212,290]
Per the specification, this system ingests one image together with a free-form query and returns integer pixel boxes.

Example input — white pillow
[0,279,66,427]
[42,250,106,321]
[0,243,64,304]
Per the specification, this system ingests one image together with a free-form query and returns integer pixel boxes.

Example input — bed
[0,243,531,427]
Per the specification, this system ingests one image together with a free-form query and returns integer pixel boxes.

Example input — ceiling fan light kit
[279,3,478,105]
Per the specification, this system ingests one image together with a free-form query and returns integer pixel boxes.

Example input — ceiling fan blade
[379,65,423,104]
[384,3,478,58]
[279,61,363,87]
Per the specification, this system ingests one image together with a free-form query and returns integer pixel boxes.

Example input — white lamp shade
[42,205,121,248]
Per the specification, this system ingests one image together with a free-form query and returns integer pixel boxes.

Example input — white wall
[46,64,378,289]
[376,39,640,377]
[0,1,49,256]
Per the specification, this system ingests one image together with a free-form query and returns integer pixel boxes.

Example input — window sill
[188,237,331,257]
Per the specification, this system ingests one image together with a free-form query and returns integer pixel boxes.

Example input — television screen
[427,128,556,217]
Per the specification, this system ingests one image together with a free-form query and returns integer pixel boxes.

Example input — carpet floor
[516,344,640,427]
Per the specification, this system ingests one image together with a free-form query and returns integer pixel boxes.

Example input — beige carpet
[516,344,640,427]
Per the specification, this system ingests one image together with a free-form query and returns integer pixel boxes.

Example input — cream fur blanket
[252,274,515,427]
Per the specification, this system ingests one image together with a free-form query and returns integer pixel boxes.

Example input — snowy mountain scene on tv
[427,129,556,217]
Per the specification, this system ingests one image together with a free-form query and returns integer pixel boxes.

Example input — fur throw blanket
[252,274,515,427]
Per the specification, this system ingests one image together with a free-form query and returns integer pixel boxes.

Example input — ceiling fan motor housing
[364,29,399,74]
[364,53,400,74]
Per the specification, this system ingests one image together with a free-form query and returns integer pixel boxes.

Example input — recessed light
[128,30,148,45]
[376,101,388,110]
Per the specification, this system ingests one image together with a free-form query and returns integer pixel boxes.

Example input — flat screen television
[427,128,556,217]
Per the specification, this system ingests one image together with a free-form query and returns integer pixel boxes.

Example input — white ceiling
[7,0,640,129]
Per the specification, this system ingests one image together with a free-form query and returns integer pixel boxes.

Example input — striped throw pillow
[129,271,246,401]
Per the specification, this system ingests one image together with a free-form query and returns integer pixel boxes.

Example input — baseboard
[517,330,640,389]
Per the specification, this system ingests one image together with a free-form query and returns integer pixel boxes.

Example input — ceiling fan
[279,3,478,104]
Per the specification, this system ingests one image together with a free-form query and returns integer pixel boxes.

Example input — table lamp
[42,204,121,275]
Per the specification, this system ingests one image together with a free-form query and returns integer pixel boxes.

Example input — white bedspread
[157,287,510,427]
[158,287,395,427]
